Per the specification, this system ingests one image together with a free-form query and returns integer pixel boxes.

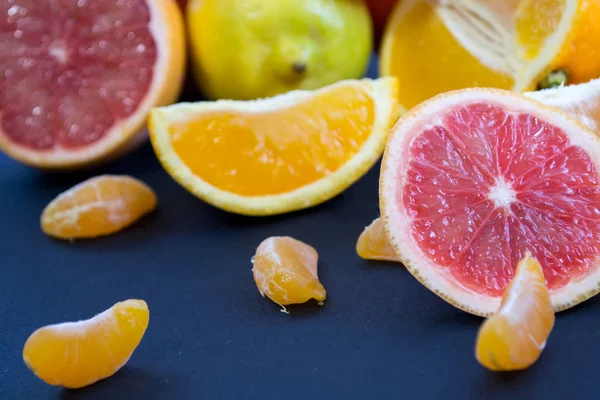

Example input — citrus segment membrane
[168,85,375,196]
[0,0,157,150]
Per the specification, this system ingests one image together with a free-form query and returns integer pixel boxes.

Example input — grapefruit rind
[0,0,186,169]
[149,78,399,216]
[380,88,600,317]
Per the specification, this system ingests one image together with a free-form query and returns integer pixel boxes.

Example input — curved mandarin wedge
[356,217,398,261]
[252,237,326,309]
[476,254,555,371]
[23,299,149,389]
[41,175,157,240]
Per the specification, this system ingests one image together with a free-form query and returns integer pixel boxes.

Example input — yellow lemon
[186,0,373,100]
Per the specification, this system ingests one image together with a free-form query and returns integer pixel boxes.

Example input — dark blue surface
[2,58,600,400]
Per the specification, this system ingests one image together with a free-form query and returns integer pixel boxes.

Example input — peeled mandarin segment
[149,78,399,216]
[356,217,398,261]
[476,254,555,371]
[253,236,326,307]
[22,299,149,389]
[41,175,157,240]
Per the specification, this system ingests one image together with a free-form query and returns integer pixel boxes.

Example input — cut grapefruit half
[0,0,186,169]
[380,88,600,316]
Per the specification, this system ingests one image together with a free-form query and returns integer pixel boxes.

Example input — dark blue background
[1,59,599,400]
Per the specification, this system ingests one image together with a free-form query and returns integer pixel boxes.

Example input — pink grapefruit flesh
[0,0,185,168]
[380,88,600,316]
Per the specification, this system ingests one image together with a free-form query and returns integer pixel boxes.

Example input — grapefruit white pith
[0,0,186,169]
[380,88,600,316]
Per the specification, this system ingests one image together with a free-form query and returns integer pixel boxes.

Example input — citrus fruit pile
[9,0,600,389]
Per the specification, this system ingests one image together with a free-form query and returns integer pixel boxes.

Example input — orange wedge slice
[23,299,149,389]
[149,78,399,216]
[476,254,555,371]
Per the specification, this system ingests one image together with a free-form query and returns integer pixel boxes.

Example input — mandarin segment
[41,175,157,240]
[476,254,555,371]
[356,217,398,261]
[252,237,326,309]
[23,299,150,389]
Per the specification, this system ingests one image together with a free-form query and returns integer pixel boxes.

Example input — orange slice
[356,217,398,261]
[380,0,600,111]
[41,175,157,240]
[252,236,326,309]
[23,299,149,389]
[476,254,555,371]
[0,0,186,169]
[148,78,399,216]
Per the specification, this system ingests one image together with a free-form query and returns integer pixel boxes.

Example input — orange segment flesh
[252,236,326,308]
[476,254,555,371]
[169,85,375,196]
[381,1,514,110]
[356,217,398,261]
[41,175,157,240]
[22,299,149,389]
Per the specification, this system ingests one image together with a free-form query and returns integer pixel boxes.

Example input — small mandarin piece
[41,175,157,240]
[476,254,555,371]
[356,217,398,261]
[253,236,326,308]
[23,299,150,389]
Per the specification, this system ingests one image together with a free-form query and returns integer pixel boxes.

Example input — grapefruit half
[380,88,600,316]
[0,0,186,169]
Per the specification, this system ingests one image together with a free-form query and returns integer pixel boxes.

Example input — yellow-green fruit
[186,0,373,100]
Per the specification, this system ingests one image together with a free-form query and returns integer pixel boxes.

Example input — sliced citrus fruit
[356,217,398,261]
[252,236,326,309]
[0,0,186,169]
[476,254,555,371]
[23,299,149,389]
[380,0,600,111]
[380,87,600,316]
[41,175,157,240]
[149,78,399,216]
